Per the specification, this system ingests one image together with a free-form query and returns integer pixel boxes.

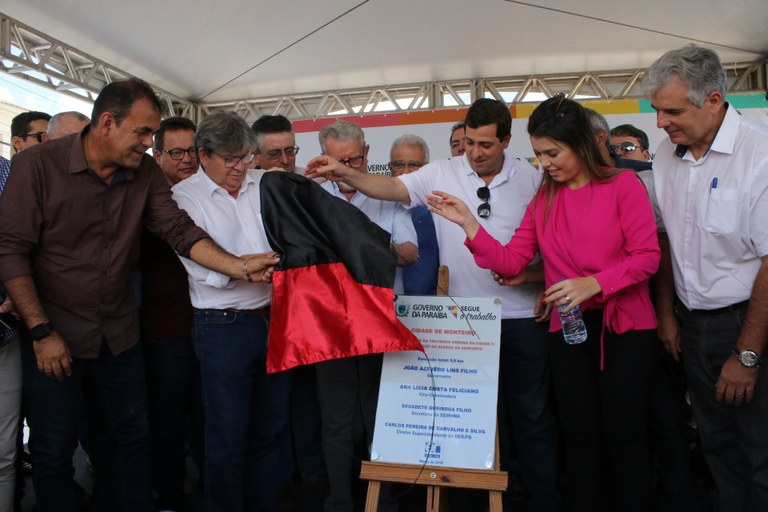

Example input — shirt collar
[674,102,739,160]
[463,151,514,188]
[68,127,89,174]
[68,126,137,183]
[198,167,259,197]
[708,102,740,155]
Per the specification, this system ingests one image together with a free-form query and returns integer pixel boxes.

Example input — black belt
[224,307,271,317]
[676,300,749,317]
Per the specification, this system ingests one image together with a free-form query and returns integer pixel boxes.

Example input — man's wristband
[29,322,54,341]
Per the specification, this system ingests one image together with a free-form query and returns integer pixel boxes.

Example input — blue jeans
[21,338,152,512]
[145,337,203,511]
[679,305,768,512]
[498,318,558,512]
[193,309,292,512]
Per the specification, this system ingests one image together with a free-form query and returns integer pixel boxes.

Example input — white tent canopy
[3,0,766,110]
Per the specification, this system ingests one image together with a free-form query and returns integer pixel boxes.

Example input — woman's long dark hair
[527,94,617,224]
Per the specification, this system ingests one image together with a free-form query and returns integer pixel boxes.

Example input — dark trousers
[316,353,383,512]
[679,305,768,512]
[497,318,559,512]
[145,337,203,511]
[0,338,20,511]
[649,341,696,512]
[549,310,655,512]
[21,339,152,512]
[289,364,325,482]
[193,309,291,512]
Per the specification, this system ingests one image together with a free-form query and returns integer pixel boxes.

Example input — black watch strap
[29,322,54,341]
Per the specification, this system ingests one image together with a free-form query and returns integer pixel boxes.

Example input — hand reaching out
[426,190,481,240]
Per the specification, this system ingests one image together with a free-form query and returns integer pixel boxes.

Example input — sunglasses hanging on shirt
[477,186,491,219]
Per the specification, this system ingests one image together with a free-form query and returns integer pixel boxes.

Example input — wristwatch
[29,322,54,341]
[733,347,761,368]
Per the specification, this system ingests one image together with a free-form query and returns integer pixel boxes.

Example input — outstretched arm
[305,155,410,203]
[429,190,538,278]
[189,238,280,283]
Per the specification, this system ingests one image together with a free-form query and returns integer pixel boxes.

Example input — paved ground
[18,452,718,512]
[16,418,717,512]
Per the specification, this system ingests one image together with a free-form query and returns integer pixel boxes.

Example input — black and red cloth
[259,171,422,373]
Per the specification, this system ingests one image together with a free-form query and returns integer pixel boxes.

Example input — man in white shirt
[172,111,291,512]
[316,121,418,512]
[307,100,558,512]
[251,113,328,497]
[647,44,768,510]
[314,120,417,512]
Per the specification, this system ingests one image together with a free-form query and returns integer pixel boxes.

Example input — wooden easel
[361,266,508,511]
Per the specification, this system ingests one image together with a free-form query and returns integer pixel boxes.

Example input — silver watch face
[738,350,760,368]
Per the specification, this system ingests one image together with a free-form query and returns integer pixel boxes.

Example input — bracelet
[242,257,253,283]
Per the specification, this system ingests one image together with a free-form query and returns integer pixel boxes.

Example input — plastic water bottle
[559,304,587,344]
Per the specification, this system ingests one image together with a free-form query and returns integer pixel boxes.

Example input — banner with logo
[370,296,501,470]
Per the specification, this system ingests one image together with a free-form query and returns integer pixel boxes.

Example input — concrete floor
[16,443,718,512]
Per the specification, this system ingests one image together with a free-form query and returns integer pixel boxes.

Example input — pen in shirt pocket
[709,177,718,194]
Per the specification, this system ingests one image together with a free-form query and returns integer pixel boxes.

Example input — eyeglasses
[213,151,255,168]
[23,132,46,143]
[338,154,365,168]
[610,141,645,154]
[477,186,491,219]
[162,147,198,160]
[263,145,299,159]
[389,160,424,172]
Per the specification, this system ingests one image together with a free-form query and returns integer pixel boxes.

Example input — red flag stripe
[267,262,423,373]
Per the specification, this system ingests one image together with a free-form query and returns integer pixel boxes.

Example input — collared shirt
[172,168,273,310]
[652,103,768,309]
[397,153,541,319]
[0,131,209,358]
[321,181,417,294]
